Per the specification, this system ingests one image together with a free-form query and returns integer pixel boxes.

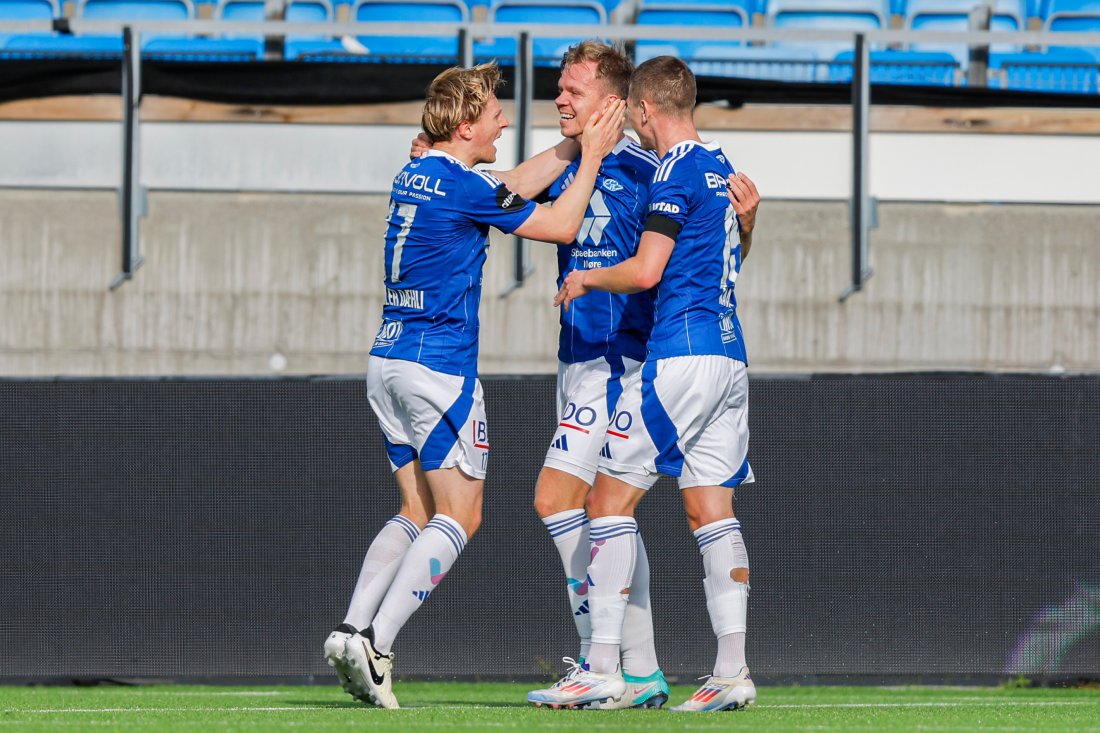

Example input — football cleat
[670,667,756,712]
[596,668,670,709]
[344,627,399,709]
[528,660,627,710]
[323,623,365,701]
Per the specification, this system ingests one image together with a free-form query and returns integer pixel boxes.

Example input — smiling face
[467,94,508,165]
[554,60,615,140]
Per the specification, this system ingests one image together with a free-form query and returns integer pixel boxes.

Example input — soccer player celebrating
[323,62,625,709]
[554,56,762,712]
[521,42,670,711]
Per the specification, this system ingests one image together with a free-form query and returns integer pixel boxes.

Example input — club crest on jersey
[496,185,526,211]
[602,178,624,192]
[650,201,680,215]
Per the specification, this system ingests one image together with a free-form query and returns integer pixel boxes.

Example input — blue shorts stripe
[640,360,685,476]
[721,454,753,488]
[383,435,418,470]
[604,354,627,419]
[420,376,476,471]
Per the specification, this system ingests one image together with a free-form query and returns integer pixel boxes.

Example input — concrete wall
[2,189,1098,376]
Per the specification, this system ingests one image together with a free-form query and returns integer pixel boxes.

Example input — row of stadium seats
[1,0,1098,92]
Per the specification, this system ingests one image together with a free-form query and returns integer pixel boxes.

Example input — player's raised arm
[411,133,579,200]
[490,138,580,200]
[512,99,626,245]
[727,171,760,261]
[553,230,674,310]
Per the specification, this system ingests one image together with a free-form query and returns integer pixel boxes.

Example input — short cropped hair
[559,40,633,99]
[422,62,503,143]
[629,55,696,116]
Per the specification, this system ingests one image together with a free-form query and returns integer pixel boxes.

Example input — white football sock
[694,518,749,678]
[621,531,660,677]
[370,514,467,655]
[542,509,592,659]
[343,515,419,630]
[586,515,637,674]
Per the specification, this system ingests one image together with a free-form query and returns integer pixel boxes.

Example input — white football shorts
[543,355,643,485]
[598,355,754,491]
[366,355,489,480]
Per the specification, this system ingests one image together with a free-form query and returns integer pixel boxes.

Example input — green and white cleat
[596,669,670,709]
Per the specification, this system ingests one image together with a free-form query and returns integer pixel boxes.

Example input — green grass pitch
[2,682,1098,732]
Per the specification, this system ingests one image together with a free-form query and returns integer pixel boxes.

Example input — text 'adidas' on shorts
[543,355,642,485]
[366,355,489,480]
[598,354,754,491]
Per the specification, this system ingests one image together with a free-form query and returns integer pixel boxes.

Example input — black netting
[1,374,1097,682]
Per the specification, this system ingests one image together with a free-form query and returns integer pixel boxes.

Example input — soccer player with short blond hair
[322,61,625,709]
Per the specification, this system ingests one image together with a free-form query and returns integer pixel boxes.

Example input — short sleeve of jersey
[645,174,692,233]
[459,171,538,234]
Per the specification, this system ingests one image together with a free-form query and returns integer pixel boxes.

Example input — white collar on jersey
[612,136,634,155]
[668,139,721,154]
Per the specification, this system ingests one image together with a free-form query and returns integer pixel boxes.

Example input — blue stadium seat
[213,0,332,60]
[475,0,606,66]
[767,0,889,60]
[290,0,467,61]
[634,2,750,63]
[1,0,198,56]
[1043,0,1100,53]
[830,47,959,84]
[0,0,59,54]
[990,46,1100,91]
[657,43,822,81]
[905,0,1026,68]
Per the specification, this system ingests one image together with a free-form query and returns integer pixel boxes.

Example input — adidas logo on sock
[552,434,569,452]
[411,589,432,602]
[599,443,612,460]
[574,600,590,616]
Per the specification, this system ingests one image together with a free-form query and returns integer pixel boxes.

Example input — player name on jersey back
[645,140,748,364]
[370,149,536,377]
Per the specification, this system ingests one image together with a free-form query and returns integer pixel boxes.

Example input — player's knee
[533,491,557,519]
[731,567,749,584]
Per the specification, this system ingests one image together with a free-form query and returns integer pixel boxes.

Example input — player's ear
[456,120,474,141]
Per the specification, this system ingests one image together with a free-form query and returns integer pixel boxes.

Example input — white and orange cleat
[669,667,756,712]
[527,661,627,709]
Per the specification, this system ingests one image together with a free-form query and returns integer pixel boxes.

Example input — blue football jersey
[549,136,660,364]
[644,140,747,363]
[370,149,537,377]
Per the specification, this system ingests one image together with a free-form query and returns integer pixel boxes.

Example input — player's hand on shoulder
[580,98,627,161]
[727,172,760,234]
[410,132,432,160]
[553,269,590,311]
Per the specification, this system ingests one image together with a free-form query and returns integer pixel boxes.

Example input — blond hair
[629,55,696,116]
[422,62,503,143]
[559,40,633,99]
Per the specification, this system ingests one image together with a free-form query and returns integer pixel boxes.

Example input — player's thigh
[424,466,484,537]
[381,358,490,480]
